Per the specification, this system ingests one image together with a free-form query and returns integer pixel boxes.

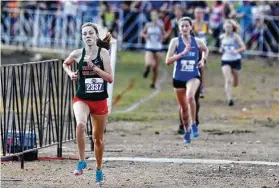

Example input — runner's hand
[70,71,78,80]
[198,59,205,68]
[84,51,94,67]
[180,43,191,56]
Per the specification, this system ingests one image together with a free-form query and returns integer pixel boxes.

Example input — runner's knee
[187,95,195,103]
[94,138,103,146]
[181,106,188,113]
[76,121,86,132]
[180,104,188,112]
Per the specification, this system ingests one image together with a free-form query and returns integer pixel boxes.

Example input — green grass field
[109,51,279,132]
[2,49,278,133]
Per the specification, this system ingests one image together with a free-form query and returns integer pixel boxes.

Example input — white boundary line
[87,157,279,166]
[113,67,168,114]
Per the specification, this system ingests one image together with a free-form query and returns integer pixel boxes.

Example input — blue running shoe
[184,130,191,144]
[192,123,199,138]
[73,160,87,176]
[96,169,104,184]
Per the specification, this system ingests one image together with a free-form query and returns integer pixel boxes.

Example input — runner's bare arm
[196,38,209,67]
[63,49,81,76]
[234,33,246,53]
[141,24,148,39]
[93,48,113,84]
[219,34,225,53]
[196,38,209,61]
[166,38,183,66]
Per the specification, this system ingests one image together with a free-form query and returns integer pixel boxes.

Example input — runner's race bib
[85,78,104,93]
[150,34,160,42]
[224,45,236,53]
[180,60,195,72]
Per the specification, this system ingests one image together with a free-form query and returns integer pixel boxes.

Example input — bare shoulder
[100,48,110,63]
[68,48,83,63]
[100,48,110,57]
[170,37,178,45]
[70,48,83,58]
[196,38,206,46]
[234,33,242,41]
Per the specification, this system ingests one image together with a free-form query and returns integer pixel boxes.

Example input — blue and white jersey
[173,36,200,81]
[221,33,242,61]
[145,23,163,51]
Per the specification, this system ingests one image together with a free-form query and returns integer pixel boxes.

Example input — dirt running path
[1,54,279,188]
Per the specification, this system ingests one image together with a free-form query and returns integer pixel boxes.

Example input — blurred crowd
[118,1,279,54]
[2,0,279,55]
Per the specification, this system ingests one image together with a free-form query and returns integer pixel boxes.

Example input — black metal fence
[0,59,93,163]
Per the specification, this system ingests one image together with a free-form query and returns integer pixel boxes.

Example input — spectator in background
[22,1,37,10]
[108,12,119,39]
[159,10,172,51]
[121,1,139,50]
[101,2,115,29]
[130,1,142,11]
[170,5,184,38]
[269,1,279,52]
[131,1,152,13]
[236,1,252,43]
[22,1,37,42]
[45,1,59,45]
[79,1,99,23]
[246,17,264,52]
[270,1,279,16]
[150,1,169,12]
[193,7,210,45]
[62,0,78,19]
[209,1,224,52]
[169,1,188,10]
[192,1,210,21]
[37,1,50,46]
[186,1,208,19]
[5,0,21,36]
[136,1,170,14]
[106,0,122,12]
[121,1,132,11]
[250,1,279,60]
[60,0,78,47]
[100,1,119,39]
[223,1,236,19]
[252,1,271,17]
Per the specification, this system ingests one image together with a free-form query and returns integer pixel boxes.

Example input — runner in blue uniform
[166,17,209,144]
[177,49,204,135]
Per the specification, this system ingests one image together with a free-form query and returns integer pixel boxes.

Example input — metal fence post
[58,60,63,158]
[20,64,25,169]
